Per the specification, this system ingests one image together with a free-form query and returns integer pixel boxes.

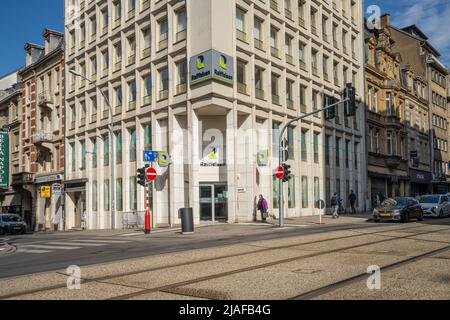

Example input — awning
[0,193,22,207]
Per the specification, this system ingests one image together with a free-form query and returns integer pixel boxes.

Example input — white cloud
[391,0,450,67]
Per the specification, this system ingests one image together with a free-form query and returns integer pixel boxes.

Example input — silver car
[0,214,27,235]
[419,195,450,218]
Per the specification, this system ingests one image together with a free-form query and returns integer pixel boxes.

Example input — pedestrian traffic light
[137,165,149,187]
[324,95,336,120]
[282,163,292,183]
[343,83,356,117]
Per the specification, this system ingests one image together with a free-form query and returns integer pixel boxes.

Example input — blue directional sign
[144,150,159,163]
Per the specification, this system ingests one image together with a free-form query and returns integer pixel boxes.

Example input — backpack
[331,196,337,206]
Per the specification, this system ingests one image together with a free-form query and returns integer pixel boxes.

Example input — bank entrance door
[200,184,228,222]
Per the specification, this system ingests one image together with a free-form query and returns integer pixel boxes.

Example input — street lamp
[69,69,116,230]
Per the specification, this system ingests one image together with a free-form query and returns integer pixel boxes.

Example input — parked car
[373,197,424,223]
[0,214,27,235]
[419,195,450,218]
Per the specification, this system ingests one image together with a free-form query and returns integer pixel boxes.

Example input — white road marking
[73,239,130,244]
[16,249,52,254]
[46,242,106,247]
[21,245,82,250]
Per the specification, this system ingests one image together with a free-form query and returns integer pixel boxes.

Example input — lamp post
[69,69,116,230]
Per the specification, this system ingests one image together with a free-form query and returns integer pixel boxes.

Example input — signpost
[275,166,285,180]
[146,167,157,181]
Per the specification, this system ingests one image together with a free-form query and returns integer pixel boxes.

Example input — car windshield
[420,196,440,204]
[1,215,22,222]
[381,198,407,207]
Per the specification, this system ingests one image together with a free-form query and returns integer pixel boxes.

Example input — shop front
[409,169,432,197]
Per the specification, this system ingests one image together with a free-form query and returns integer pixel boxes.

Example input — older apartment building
[64,0,366,230]
[388,20,450,194]
[14,29,65,231]
[0,71,22,214]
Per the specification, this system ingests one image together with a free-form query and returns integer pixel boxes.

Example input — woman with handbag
[257,195,269,222]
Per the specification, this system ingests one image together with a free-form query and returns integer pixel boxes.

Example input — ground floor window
[273,175,279,209]
[314,177,320,208]
[129,177,137,211]
[92,182,97,212]
[288,176,295,208]
[302,176,308,208]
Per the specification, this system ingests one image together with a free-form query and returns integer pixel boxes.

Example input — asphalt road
[1,216,449,280]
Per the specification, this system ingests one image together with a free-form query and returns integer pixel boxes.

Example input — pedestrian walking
[331,193,340,219]
[81,211,87,230]
[257,195,269,222]
[348,190,357,215]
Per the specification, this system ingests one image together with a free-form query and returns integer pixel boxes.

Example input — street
[1,215,450,300]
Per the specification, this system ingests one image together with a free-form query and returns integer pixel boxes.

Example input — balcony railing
[299,18,305,28]
[114,61,122,72]
[271,46,279,58]
[300,104,307,113]
[176,29,186,42]
[80,117,86,127]
[128,100,136,110]
[159,89,169,101]
[285,54,293,65]
[11,172,34,186]
[159,36,168,51]
[299,60,306,70]
[128,9,135,20]
[102,110,109,119]
[236,29,247,42]
[114,105,122,115]
[287,99,294,109]
[91,114,97,123]
[255,88,265,100]
[128,54,136,65]
[272,94,280,105]
[142,47,151,59]
[270,0,278,11]
[312,67,319,76]
[38,91,54,107]
[176,83,187,95]
[254,38,264,50]
[237,82,247,94]
[142,95,152,106]
[311,26,318,35]
[142,0,150,11]
[32,130,53,144]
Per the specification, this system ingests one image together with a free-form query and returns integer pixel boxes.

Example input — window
[288,176,296,208]
[254,18,263,49]
[142,28,151,57]
[323,55,329,80]
[255,66,264,99]
[104,180,110,211]
[270,27,278,57]
[302,176,308,208]
[325,135,331,165]
[286,80,294,108]
[116,179,123,211]
[336,137,341,166]
[176,61,187,94]
[271,73,280,104]
[314,177,320,208]
[236,7,246,41]
[143,74,152,105]
[92,182,98,212]
[310,8,317,34]
[103,134,110,166]
[298,41,305,68]
[345,140,350,168]
[116,131,122,164]
[71,143,76,172]
[354,142,359,170]
[176,9,187,42]
[386,93,392,115]
[301,129,308,161]
[130,176,137,211]
[288,127,295,159]
[129,128,136,161]
[92,138,97,168]
[237,60,247,94]
[311,50,318,75]
[313,132,319,163]
[285,35,293,62]
[159,18,168,50]
[299,85,306,112]
[128,80,137,109]
[114,0,122,21]
[81,140,86,170]
[144,124,152,150]
[159,67,169,100]
[272,122,280,156]
[115,85,122,108]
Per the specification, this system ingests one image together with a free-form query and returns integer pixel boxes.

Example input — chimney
[24,43,44,66]
[42,29,64,54]
[381,13,390,28]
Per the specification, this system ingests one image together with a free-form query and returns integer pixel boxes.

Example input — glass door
[199,184,228,222]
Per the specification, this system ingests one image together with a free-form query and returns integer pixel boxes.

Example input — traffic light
[137,165,149,187]
[282,163,292,183]
[343,83,356,117]
[324,95,336,120]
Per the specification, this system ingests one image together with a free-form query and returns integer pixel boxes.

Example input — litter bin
[179,208,194,234]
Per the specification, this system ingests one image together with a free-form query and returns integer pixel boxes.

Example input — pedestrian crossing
[15,238,131,254]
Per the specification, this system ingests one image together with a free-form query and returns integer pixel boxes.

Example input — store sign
[34,174,62,184]
[0,131,8,189]
[40,186,52,199]
[257,150,269,167]
[52,184,62,196]
[190,50,234,86]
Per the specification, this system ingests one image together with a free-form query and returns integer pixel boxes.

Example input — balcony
[102,26,108,36]
[80,118,86,127]
[255,88,265,100]
[128,100,136,111]
[237,82,247,94]
[298,18,305,28]
[159,36,168,51]
[236,29,247,43]
[11,172,34,187]
[142,95,152,106]
[32,130,53,144]
[90,33,96,43]
[285,9,292,20]
[270,0,278,11]
[176,83,187,95]
[102,110,109,119]
[38,92,54,108]
[312,67,319,76]
[299,60,306,71]
[142,47,151,59]
[127,54,136,66]
[311,26,318,36]
[176,29,186,42]
[114,105,122,115]
[114,61,122,72]
[127,9,135,20]
[271,46,279,58]
[254,38,264,51]
[287,99,294,109]
[91,74,97,82]
[142,0,150,11]
[272,94,280,105]
[91,114,97,123]
[385,155,404,169]
[300,104,307,113]
[159,90,169,101]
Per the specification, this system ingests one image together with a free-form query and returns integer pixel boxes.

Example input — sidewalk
[267,212,373,227]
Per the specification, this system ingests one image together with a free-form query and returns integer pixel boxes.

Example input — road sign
[40,186,52,199]
[144,150,159,163]
[146,167,157,181]
[275,166,285,179]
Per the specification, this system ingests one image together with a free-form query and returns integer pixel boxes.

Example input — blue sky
[0,1,449,76]
[0,0,63,75]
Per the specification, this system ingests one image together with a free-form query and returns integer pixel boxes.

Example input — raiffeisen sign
[190,50,234,86]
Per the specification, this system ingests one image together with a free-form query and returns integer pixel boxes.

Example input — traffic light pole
[278,99,348,228]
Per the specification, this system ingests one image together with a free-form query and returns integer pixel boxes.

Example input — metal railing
[122,211,145,229]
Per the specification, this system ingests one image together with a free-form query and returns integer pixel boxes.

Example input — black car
[0,214,27,235]
[373,197,424,223]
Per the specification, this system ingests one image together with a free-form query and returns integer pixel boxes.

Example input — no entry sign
[275,166,285,179]
[146,167,157,181]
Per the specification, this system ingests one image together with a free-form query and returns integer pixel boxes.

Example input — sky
[0,0,449,76]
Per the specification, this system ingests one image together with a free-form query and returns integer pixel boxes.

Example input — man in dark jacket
[257,195,269,222]
[348,190,357,214]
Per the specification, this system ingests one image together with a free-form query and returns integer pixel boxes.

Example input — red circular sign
[146,167,157,181]
[275,166,285,179]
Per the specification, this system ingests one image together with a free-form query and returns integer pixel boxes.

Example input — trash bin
[178,208,194,234]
